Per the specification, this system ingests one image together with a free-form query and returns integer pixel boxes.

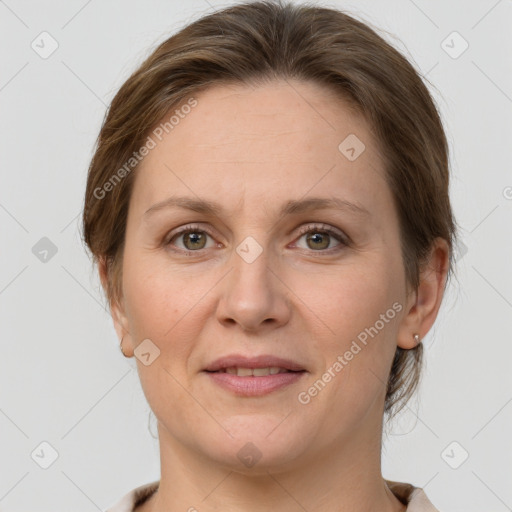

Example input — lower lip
[204,371,306,396]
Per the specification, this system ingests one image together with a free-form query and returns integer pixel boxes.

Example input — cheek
[122,257,207,425]
[122,253,221,380]
[305,258,401,343]
[301,257,403,400]
[123,252,196,337]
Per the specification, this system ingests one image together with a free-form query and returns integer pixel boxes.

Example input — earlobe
[110,300,129,340]
[397,238,450,350]
[98,256,133,356]
[119,334,130,358]
[111,297,135,357]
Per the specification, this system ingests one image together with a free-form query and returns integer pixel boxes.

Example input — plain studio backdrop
[0,1,511,511]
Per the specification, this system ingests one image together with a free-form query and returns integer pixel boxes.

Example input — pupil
[308,232,328,250]
[186,232,204,249]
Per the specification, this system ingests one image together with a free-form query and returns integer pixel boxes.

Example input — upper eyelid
[296,222,345,237]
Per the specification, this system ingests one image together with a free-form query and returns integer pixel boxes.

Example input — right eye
[165,224,219,254]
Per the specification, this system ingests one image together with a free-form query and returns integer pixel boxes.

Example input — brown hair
[81,0,457,419]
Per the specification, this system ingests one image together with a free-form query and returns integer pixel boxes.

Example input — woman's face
[113,79,416,472]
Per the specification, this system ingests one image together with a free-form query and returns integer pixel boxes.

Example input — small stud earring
[413,333,421,345]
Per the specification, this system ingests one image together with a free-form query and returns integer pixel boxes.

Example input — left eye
[293,225,345,251]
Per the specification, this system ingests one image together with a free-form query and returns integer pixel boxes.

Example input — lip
[202,354,307,397]
[204,371,307,396]
[203,354,306,372]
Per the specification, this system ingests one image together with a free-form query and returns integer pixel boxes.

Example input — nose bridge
[234,234,272,290]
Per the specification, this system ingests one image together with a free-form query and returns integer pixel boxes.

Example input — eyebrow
[143,195,370,219]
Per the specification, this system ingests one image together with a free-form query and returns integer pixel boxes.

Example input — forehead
[130,79,387,218]
[162,79,368,154]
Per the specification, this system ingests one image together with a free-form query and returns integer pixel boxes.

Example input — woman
[82,1,456,510]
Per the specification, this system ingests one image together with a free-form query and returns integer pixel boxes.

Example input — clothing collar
[107,479,440,511]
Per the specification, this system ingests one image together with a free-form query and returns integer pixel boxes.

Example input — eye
[164,224,218,253]
[164,222,349,256]
[293,223,348,252]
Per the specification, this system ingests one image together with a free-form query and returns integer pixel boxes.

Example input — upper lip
[203,354,306,372]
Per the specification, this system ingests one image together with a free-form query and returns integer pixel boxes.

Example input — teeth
[222,367,290,376]
[253,367,271,376]
[237,367,253,377]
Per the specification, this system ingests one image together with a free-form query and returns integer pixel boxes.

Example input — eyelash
[164,223,349,256]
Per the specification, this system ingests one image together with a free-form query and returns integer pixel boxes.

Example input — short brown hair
[82,0,457,419]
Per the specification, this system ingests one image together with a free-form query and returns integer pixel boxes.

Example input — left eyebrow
[143,195,371,219]
[279,197,370,217]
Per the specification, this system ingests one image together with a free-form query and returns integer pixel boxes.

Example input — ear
[397,238,450,349]
[98,256,134,356]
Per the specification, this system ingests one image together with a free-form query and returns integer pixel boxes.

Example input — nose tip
[215,248,291,333]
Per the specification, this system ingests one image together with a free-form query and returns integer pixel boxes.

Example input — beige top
[105,479,440,511]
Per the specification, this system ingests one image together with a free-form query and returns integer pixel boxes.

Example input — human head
[82,0,456,425]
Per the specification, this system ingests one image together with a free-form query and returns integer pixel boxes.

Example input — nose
[215,240,291,333]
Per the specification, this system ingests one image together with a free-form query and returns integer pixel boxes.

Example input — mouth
[202,355,307,396]
[203,354,307,373]
[205,367,304,377]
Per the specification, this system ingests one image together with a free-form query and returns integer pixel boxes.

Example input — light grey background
[1,0,511,511]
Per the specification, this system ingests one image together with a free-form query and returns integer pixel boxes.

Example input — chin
[199,415,311,473]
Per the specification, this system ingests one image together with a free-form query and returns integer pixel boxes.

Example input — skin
[100,78,449,511]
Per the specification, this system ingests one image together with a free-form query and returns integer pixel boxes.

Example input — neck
[142,415,406,512]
